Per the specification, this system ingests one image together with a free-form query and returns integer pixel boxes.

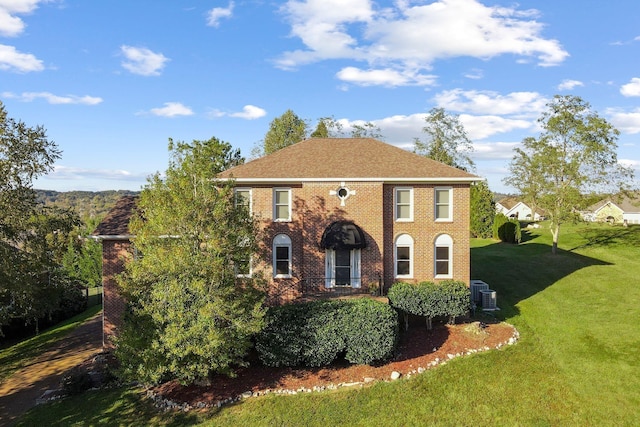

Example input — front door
[325,249,361,288]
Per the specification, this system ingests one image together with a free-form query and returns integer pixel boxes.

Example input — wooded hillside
[36,190,139,222]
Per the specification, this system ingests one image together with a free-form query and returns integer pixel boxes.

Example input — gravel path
[0,311,102,427]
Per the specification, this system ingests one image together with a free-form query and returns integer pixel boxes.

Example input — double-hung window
[273,188,291,221]
[234,188,252,213]
[435,187,452,221]
[273,234,292,278]
[394,234,413,279]
[395,187,413,221]
[434,234,453,278]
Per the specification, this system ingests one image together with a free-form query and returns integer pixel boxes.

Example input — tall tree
[263,109,308,155]
[504,95,633,254]
[115,137,266,385]
[0,101,81,333]
[350,121,383,139]
[470,180,495,238]
[414,107,475,171]
[310,120,329,138]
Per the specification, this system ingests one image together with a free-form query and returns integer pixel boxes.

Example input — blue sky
[1,0,639,194]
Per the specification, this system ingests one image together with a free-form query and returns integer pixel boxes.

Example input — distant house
[93,138,481,346]
[583,196,640,225]
[495,197,543,221]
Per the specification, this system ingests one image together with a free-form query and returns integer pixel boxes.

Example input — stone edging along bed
[147,322,520,412]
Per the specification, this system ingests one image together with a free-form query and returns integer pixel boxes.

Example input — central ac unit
[480,289,497,310]
[470,280,489,303]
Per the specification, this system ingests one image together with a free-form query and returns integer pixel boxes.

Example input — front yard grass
[15,223,640,426]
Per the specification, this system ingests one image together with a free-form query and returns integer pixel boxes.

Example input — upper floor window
[273,188,291,221]
[273,234,292,278]
[395,187,413,222]
[234,256,252,278]
[435,187,452,221]
[394,233,413,279]
[234,188,252,213]
[434,234,453,278]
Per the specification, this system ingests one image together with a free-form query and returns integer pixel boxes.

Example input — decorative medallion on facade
[329,182,356,206]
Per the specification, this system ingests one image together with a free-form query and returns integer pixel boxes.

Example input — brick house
[93,138,480,345]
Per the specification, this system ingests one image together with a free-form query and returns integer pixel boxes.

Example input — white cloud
[120,45,169,76]
[277,0,568,85]
[49,165,146,181]
[0,43,43,72]
[459,114,533,140]
[148,102,194,118]
[229,105,266,119]
[207,2,234,27]
[209,105,267,119]
[609,108,640,134]
[2,91,102,105]
[433,89,547,115]
[464,68,484,79]
[473,141,519,160]
[0,0,43,37]
[621,77,640,97]
[336,66,436,87]
[557,79,584,91]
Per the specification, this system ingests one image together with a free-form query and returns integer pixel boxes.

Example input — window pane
[276,205,289,220]
[397,189,410,204]
[335,249,350,267]
[235,258,250,275]
[436,246,449,260]
[397,260,410,276]
[436,260,449,275]
[236,190,250,206]
[397,246,410,260]
[276,260,289,275]
[276,246,289,260]
[436,189,449,204]
[335,266,350,284]
[436,204,449,219]
[397,204,410,219]
[275,190,289,205]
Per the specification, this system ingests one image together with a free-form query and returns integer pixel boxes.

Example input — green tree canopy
[115,137,266,385]
[263,109,308,155]
[413,107,475,171]
[0,101,82,334]
[470,180,495,238]
[504,95,634,254]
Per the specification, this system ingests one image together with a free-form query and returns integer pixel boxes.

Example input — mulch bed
[154,317,518,408]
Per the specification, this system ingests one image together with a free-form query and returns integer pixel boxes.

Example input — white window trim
[273,188,292,222]
[273,234,292,278]
[434,234,453,279]
[234,188,252,214]
[394,234,414,279]
[395,187,414,222]
[435,187,453,222]
[235,256,253,278]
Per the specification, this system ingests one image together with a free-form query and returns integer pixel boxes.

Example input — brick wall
[250,181,471,298]
[101,239,131,348]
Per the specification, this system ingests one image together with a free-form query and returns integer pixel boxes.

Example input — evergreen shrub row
[388,280,471,330]
[256,299,399,367]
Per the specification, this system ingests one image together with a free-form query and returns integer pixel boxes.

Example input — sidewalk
[0,311,102,426]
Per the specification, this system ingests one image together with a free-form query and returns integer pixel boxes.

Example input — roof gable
[218,138,480,182]
[92,195,138,237]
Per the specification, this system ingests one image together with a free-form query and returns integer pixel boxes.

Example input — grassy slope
[16,223,640,426]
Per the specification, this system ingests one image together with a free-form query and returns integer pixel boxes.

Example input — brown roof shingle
[92,195,138,237]
[218,138,480,182]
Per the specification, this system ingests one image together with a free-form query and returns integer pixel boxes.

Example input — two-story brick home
[94,137,480,345]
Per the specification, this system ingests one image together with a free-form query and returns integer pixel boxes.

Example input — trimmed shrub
[343,299,398,365]
[256,299,398,367]
[388,281,471,329]
[492,213,509,240]
[493,213,521,243]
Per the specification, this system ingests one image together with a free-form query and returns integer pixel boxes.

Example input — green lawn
[15,222,640,426]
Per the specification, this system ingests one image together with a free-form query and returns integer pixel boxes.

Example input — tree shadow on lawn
[569,224,640,251]
[471,241,612,317]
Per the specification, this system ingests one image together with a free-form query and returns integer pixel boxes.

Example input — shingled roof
[92,195,138,238]
[218,138,480,182]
